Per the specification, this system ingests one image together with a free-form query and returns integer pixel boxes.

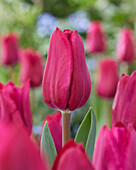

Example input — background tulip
[93,123,136,170]
[0,81,32,134]
[1,33,19,66]
[112,71,136,129]
[52,140,94,170]
[42,27,91,111]
[20,48,43,88]
[116,28,135,63]
[42,112,62,153]
[96,59,119,98]
[0,123,48,170]
[86,21,106,54]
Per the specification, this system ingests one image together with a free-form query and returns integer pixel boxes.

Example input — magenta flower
[112,71,136,129]
[93,123,136,170]
[96,59,119,98]
[0,81,32,135]
[0,123,48,170]
[116,28,135,63]
[42,27,91,111]
[86,21,106,54]
[42,112,62,153]
[2,33,19,66]
[52,140,94,170]
[20,48,43,88]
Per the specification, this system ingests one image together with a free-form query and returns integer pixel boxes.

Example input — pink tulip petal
[112,71,136,129]
[42,27,73,110]
[68,31,91,110]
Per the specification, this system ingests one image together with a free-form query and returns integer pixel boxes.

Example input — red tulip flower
[96,59,119,98]
[0,81,32,135]
[0,123,48,170]
[93,123,136,170]
[20,48,43,88]
[2,33,19,66]
[116,28,135,63]
[112,71,136,129]
[42,27,91,111]
[86,21,106,54]
[52,140,94,170]
[42,112,62,153]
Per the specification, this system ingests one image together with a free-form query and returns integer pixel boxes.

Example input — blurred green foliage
[0,0,136,136]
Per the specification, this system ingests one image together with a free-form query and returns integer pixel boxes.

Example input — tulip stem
[62,110,71,147]
[106,100,112,128]
[9,67,14,81]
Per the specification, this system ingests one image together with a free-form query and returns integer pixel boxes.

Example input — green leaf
[40,121,57,167]
[74,107,96,160]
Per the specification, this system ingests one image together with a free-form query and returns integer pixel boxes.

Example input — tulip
[86,21,106,54]
[0,81,32,135]
[20,48,43,88]
[116,28,135,63]
[2,33,19,66]
[93,123,136,170]
[42,27,91,111]
[112,71,136,129]
[52,140,94,170]
[42,112,62,153]
[0,123,48,170]
[96,59,119,98]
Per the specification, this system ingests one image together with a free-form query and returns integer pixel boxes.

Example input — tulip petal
[42,112,62,153]
[93,125,121,170]
[96,59,119,98]
[52,140,94,170]
[42,27,73,110]
[0,123,48,170]
[22,81,33,134]
[68,31,91,110]
[112,71,136,129]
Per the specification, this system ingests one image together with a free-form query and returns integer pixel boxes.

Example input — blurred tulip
[112,71,136,129]
[0,81,32,135]
[42,112,62,153]
[96,59,119,98]
[93,123,136,170]
[1,33,19,66]
[0,123,48,170]
[86,21,106,54]
[116,28,135,63]
[42,27,91,111]
[52,140,94,170]
[20,48,43,88]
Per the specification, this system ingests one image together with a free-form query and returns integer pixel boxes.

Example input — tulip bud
[0,81,32,135]
[93,123,136,170]
[52,140,94,170]
[42,112,62,153]
[116,28,135,63]
[112,71,136,129]
[86,21,106,54]
[42,27,91,111]
[96,59,119,98]
[0,123,48,170]
[1,33,19,66]
[20,48,43,88]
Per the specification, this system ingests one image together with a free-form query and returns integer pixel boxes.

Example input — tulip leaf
[74,107,96,160]
[40,121,57,167]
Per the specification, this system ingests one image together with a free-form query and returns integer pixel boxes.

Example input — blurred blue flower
[36,13,59,37]
[87,58,98,71]
[67,10,90,33]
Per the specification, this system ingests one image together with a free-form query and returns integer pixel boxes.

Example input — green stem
[62,110,71,147]
[106,99,112,128]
